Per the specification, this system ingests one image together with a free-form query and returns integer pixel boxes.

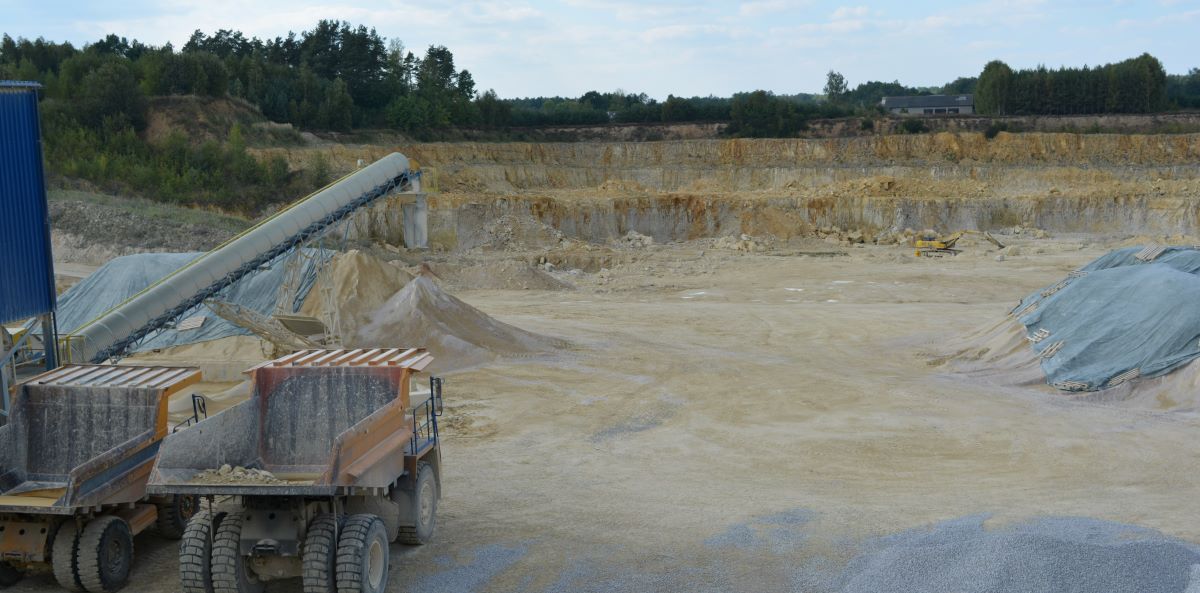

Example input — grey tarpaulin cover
[54,250,327,353]
[1014,246,1200,391]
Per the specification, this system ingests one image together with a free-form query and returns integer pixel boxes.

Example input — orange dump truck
[0,364,202,592]
[147,348,443,593]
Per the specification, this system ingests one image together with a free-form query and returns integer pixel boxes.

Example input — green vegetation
[823,70,848,104]
[984,121,1008,140]
[49,189,249,231]
[975,54,1168,115]
[3,24,1200,215]
[900,119,929,134]
[1,34,325,214]
[1168,68,1200,109]
[726,91,853,137]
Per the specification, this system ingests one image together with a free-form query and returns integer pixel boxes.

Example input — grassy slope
[49,189,250,253]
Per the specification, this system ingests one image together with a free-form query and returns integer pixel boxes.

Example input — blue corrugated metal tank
[0,81,57,325]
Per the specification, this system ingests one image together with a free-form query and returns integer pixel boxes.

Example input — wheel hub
[105,537,123,575]
[367,539,384,588]
[419,481,435,527]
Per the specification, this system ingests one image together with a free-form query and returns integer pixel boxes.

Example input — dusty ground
[15,233,1200,592]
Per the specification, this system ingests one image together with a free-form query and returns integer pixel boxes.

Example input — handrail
[409,377,443,456]
[172,393,209,433]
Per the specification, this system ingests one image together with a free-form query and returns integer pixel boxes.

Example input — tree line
[975,54,1169,115]
[3,26,1200,214]
[0,22,485,213]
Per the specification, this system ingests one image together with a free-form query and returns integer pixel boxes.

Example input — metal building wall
[0,82,57,325]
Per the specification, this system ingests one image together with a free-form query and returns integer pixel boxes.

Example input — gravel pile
[190,465,283,485]
[835,515,1200,593]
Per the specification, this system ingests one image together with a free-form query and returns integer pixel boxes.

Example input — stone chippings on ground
[402,513,1200,593]
[831,515,1200,593]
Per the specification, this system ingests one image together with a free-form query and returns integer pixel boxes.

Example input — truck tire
[347,495,400,542]
[157,495,200,539]
[396,461,437,545]
[211,513,263,593]
[76,515,133,592]
[335,515,388,593]
[301,514,338,593]
[51,521,83,592]
[0,561,23,586]
[180,510,223,593]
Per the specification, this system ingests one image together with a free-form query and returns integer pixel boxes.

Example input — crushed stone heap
[941,245,1200,404]
[355,275,568,371]
[190,465,283,485]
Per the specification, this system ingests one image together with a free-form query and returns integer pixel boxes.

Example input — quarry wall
[263,132,1200,247]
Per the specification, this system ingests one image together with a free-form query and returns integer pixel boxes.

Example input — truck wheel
[180,510,223,593]
[347,495,400,542]
[0,561,23,586]
[335,515,389,593]
[76,516,134,593]
[51,521,83,592]
[301,514,338,593]
[211,513,263,593]
[157,495,200,539]
[397,461,437,545]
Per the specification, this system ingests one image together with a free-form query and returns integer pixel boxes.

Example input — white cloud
[829,5,868,19]
[1118,7,1200,27]
[564,0,700,22]
[738,0,808,17]
[639,24,746,43]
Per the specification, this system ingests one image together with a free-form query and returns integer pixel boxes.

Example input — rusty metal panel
[0,517,52,561]
[0,82,56,324]
[28,364,200,391]
[250,348,433,372]
[148,350,430,497]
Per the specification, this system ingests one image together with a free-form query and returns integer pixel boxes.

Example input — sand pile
[833,515,1200,593]
[932,318,1048,388]
[300,250,413,334]
[355,276,567,371]
[938,317,1200,411]
[937,246,1200,411]
[433,260,573,291]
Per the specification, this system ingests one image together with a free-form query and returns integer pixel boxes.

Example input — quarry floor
[16,234,1200,592]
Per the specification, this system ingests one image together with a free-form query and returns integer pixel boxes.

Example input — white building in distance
[881,94,974,116]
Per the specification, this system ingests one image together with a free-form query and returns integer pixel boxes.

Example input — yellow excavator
[914,230,1005,257]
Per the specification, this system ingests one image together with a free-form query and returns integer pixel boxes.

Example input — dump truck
[146,348,443,593]
[0,364,203,592]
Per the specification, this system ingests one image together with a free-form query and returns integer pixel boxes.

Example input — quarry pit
[17,132,1200,592]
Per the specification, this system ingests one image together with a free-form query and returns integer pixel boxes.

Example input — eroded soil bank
[260,133,1200,249]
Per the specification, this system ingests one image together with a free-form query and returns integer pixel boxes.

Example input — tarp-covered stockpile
[1013,246,1200,392]
[54,250,327,353]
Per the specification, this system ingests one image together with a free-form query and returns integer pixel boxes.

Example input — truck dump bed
[148,348,434,497]
[0,365,200,514]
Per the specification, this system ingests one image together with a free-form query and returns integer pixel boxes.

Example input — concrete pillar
[403,194,429,249]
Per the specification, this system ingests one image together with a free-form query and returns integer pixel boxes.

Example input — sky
[2,0,1197,99]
